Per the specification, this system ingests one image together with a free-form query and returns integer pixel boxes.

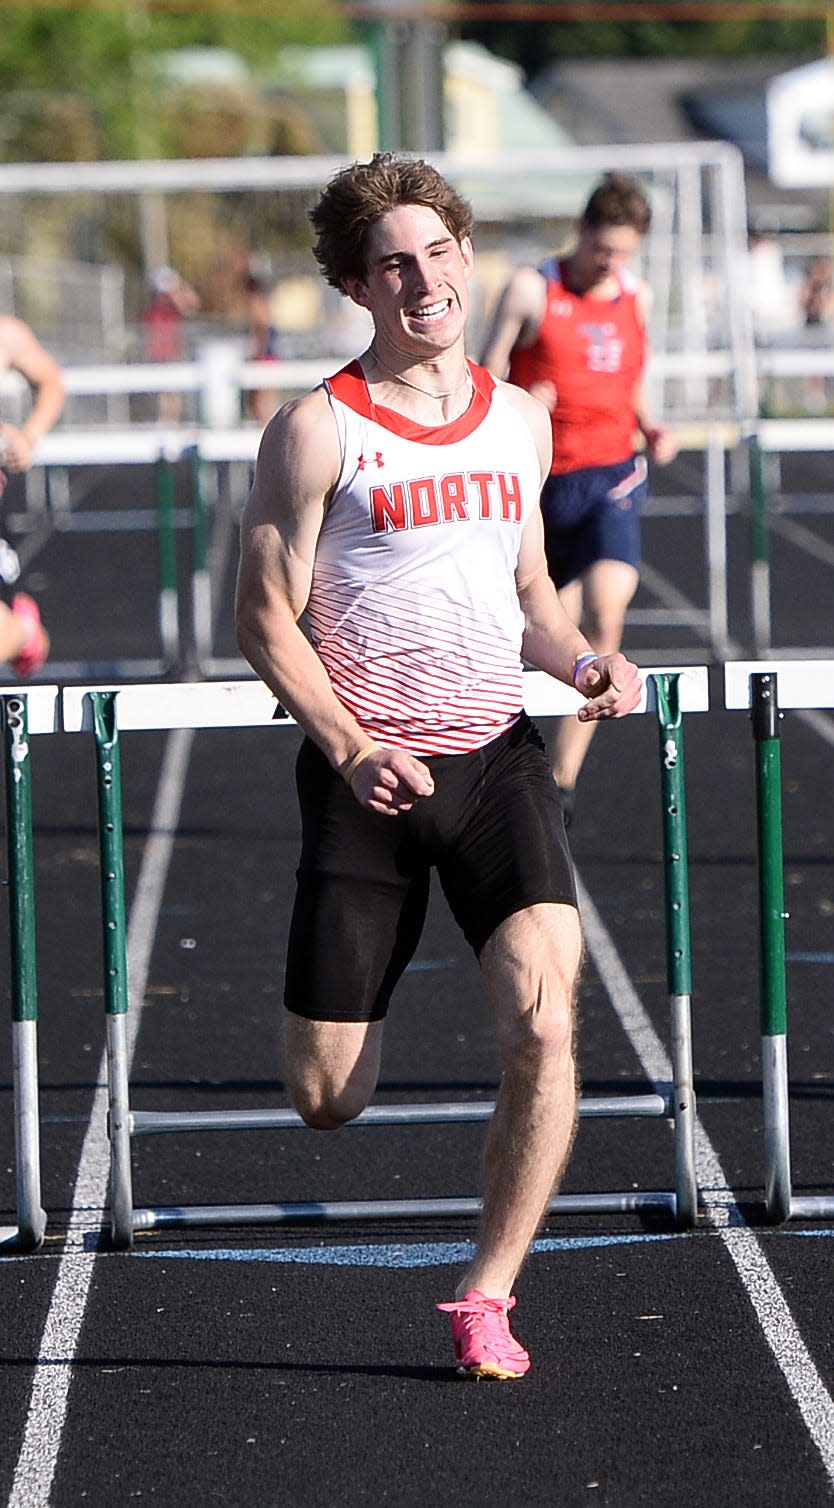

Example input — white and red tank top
[509,259,647,476]
[306,359,541,756]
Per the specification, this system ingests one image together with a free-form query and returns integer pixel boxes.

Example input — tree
[457,2,824,80]
[0,5,351,161]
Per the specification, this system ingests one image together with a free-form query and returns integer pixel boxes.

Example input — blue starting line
[129,1231,682,1268]
[6,1226,834,1266]
[117,1227,834,1269]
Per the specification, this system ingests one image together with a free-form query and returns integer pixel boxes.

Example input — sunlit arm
[516,511,641,720]
[235,390,374,776]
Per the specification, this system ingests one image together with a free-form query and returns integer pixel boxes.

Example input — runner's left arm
[504,381,641,719]
[0,317,65,472]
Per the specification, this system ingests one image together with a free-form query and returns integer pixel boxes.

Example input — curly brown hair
[581,172,651,235]
[309,153,474,293]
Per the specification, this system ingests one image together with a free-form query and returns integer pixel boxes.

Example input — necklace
[370,344,471,401]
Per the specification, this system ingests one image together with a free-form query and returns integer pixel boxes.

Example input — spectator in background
[480,172,678,824]
[798,254,834,414]
[0,314,64,675]
[747,228,794,345]
[141,266,200,421]
[245,270,281,427]
[799,255,834,330]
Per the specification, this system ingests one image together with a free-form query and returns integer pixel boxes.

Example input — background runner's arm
[479,267,546,376]
[634,379,679,465]
[0,316,65,471]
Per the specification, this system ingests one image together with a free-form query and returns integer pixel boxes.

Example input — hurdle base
[128,1092,672,1138]
[0,1215,46,1251]
[788,1196,834,1219]
[125,1189,679,1237]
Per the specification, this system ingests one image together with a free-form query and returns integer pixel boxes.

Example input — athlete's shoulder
[0,314,36,371]
[619,267,651,319]
[325,358,369,411]
[256,379,341,488]
[489,375,551,477]
[538,256,563,286]
[498,263,549,317]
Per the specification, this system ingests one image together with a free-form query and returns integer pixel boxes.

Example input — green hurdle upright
[90,692,134,1244]
[66,670,706,1249]
[652,672,697,1230]
[0,689,60,1250]
[725,659,834,1221]
[154,452,181,671]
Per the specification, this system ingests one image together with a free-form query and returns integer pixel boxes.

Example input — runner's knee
[287,1073,371,1131]
[282,1016,382,1131]
[483,907,580,1073]
[498,984,575,1074]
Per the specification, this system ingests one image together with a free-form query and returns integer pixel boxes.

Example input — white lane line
[769,514,834,572]
[576,872,834,1486]
[799,707,834,747]
[9,727,194,1508]
[639,558,834,749]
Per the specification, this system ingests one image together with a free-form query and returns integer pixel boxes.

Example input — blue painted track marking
[5,1225,834,1268]
[124,1231,683,1267]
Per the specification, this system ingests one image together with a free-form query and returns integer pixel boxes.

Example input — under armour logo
[357,451,384,470]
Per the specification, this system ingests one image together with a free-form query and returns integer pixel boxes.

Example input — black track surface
[1,448,833,1507]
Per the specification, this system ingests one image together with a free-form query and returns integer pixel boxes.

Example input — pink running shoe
[10,593,49,678]
[436,1290,531,1379]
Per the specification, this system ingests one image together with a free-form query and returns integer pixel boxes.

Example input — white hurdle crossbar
[61,667,708,1247]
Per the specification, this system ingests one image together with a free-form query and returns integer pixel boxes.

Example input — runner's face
[345,203,474,354]
[574,223,641,288]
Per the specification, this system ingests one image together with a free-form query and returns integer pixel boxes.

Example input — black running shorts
[284,713,577,1023]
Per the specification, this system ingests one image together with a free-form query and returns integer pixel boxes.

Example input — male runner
[0,314,64,674]
[236,153,641,1378]
[481,172,678,822]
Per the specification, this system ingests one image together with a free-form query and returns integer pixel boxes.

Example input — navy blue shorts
[541,455,648,590]
[285,714,577,1023]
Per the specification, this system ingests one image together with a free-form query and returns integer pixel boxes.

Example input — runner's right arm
[235,387,434,815]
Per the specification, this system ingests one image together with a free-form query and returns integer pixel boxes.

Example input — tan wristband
[342,742,381,784]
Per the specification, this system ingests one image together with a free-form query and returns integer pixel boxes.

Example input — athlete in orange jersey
[481,173,679,822]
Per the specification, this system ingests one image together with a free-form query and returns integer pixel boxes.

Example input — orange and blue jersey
[508,259,647,477]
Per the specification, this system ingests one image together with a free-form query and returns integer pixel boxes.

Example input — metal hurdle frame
[747,419,834,658]
[22,431,195,680]
[0,688,60,1250]
[725,660,834,1223]
[61,668,707,1249]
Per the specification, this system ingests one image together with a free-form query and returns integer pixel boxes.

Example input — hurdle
[747,419,834,658]
[0,688,60,1250]
[725,660,834,1222]
[61,667,707,1248]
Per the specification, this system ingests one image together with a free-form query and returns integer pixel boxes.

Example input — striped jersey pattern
[307,359,541,756]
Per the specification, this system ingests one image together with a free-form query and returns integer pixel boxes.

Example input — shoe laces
[437,1293,516,1321]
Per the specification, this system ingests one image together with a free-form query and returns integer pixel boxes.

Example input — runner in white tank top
[309,358,540,755]
[236,154,642,1380]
